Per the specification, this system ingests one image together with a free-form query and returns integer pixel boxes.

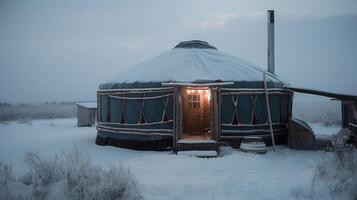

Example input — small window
[188,94,200,108]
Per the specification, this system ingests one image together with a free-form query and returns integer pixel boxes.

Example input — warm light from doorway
[186,89,211,101]
[206,90,211,101]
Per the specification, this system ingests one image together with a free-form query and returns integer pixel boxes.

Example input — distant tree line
[0,102,12,107]
[44,101,76,106]
[0,102,77,121]
[0,101,76,107]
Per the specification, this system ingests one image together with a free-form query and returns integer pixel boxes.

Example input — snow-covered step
[177,150,218,158]
[177,139,216,144]
[240,137,267,154]
[177,139,219,152]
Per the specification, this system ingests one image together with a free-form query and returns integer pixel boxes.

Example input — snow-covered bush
[0,162,15,200]
[65,149,142,200]
[312,130,357,199]
[98,167,141,200]
[24,152,65,200]
[19,150,142,200]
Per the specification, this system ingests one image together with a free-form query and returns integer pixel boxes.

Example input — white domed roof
[106,41,286,86]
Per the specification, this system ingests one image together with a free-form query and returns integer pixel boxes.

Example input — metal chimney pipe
[267,10,275,74]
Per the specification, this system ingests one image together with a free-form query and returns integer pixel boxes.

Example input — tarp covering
[220,93,292,137]
[98,91,174,131]
[100,41,287,89]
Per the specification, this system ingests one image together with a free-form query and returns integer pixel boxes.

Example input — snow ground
[0,119,338,200]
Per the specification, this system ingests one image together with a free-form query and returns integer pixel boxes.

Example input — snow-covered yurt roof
[100,40,287,89]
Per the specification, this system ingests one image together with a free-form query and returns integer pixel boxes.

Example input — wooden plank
[348,123,357,131]
[284,86,357,100]
[98,87,174,93]
[162,82,234,87]
[177,140,218,151]
[107,93,173,100]
[221,91,291,95]
[221,122,287,127]
[221,88,289,92]
[100,120,173,126]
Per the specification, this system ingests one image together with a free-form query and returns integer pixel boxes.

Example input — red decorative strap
[231,95,239,125]
[251,95,258,125]
[138,96,146,124]
[120,98,126,124]
[162,97,169,122]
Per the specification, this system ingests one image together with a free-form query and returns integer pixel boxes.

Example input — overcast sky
[0,0,356,103]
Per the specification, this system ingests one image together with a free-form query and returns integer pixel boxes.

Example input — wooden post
[341,101,347,128]
[213,87,221,142]
[177,87,180,143]
[288,92,293,119]
[211,87,219,141]
[263,73,276,150]
[210,87,215,140]
[172,87,177,151]
[173,87,182,152]
[97,92,101,122]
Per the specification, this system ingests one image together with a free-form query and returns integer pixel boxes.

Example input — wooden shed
[76,102,97,127]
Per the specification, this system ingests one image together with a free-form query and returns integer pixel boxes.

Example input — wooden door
[184,93,204,133]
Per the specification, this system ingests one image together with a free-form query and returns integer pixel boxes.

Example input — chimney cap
[268,10,275,23]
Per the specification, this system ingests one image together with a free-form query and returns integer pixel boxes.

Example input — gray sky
[0,0,356,103]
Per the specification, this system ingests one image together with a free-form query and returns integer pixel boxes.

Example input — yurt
[96,40,293,151]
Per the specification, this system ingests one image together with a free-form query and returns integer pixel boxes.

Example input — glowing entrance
[182,88,212,140]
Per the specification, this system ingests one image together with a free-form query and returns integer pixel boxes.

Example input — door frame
[182,87,208,134]
[172,85,221,150]
[175,86,216,140]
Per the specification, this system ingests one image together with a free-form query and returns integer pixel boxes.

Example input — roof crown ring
[174,40,217,50]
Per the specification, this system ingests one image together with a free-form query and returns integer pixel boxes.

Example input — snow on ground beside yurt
[0,118,341,200]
